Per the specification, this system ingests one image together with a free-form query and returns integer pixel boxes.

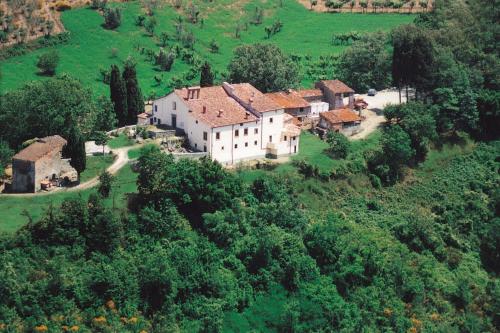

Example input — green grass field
[0,0,414,96]
[0,163,137,234]
[108,133,135,149]
[79,154,115,182]
[237,130,381,182]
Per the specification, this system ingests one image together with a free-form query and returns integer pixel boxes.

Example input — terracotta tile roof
[297,89,323,98]
[265,90,310,109]
[229,83,282,113]
[174,86,258,128]
[318,79,355,94]
[13,135,67,162]
[320,108,361,124]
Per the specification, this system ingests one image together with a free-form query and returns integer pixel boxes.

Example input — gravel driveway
[350,89,407,140]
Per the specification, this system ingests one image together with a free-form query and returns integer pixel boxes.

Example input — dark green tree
[36,50,59,76]
[0,140,13,177]
[326,131,350,159]
[103,7,121,29]
[109,64,128,127]
[200,61,214,87]
[98,170,114,198]
[228,43,299,93]
[123,57,144,125]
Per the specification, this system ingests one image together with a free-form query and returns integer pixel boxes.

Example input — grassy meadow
[0,0,414,96]
[0,163,137,234]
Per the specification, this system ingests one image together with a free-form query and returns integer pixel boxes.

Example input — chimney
[218,109,223,117]
[202,105,207,113]
[187,86,201,100]
[249,97,254,104]
[245,112,250,119]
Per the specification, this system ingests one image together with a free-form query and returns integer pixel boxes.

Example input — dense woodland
[0,0,499,332]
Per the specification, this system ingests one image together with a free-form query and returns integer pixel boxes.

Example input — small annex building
[11,135,77,193]
[318,108,362,136]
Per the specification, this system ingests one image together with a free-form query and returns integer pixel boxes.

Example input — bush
[103,8,121,30]
[55,0,71,11]
[36,50,59,75]
[326,131,350,159]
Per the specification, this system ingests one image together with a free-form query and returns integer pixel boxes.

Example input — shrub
[326,131,350,159]
[36,50,59,75]
[104,8,121,30]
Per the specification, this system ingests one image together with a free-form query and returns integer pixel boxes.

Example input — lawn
[0,163,138,234]
[108,133,135,149]
[0,0,414,95]
[79,154,115,182]
[237,130,381,182]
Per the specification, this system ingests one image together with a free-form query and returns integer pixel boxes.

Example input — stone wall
[12,159,35,193]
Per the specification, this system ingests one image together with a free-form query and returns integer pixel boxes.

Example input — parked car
[367,89,377,96]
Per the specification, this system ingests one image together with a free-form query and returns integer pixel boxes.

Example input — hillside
[0,0,414,96]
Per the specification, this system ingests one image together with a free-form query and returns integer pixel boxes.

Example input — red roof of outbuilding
[13,135,67,162]
[265,90,310,109]
[320,108,361,124]
[318,80,355,94]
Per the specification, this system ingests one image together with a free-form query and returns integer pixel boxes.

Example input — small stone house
[315,79,355,110]
[11,135,77,193]
[318,108,362,136]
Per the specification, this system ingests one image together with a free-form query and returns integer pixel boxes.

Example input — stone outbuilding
[315,79,355,109]
[318,108,362,136]
[11,135,77,193]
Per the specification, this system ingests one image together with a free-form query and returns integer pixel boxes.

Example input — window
[299,107,303,112]
[293,136,296,140]
[244,128,248,136]
[216,132,220,140]
[234,144,238,149]
[204,146,207,152]
[269,135,272,142]
[153,117,157,122]
[221,146,224,150]
[203,132,207,141]
[254,140,258,145]
[154,105,157,112]
[235,129,239,137]
[254,128,258,134]
[195,143,197,148]
[284,135,288,141]
[196,120,198,124]
[269,117,273,123]
[172,102,176,110]
[245,142,248,147]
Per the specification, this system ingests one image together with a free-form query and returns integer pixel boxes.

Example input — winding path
[0,145,138,198]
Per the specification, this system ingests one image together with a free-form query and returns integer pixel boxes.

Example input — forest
[0,0,499,332]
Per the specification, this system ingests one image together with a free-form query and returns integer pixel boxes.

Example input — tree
[326,131,350,159]
[94,131,108,155]
[310,0,317,10]
[392,24,435,100]
[63,121,87,175]
[0,140,13,177]
[144,17,157,36]
[228,44,299,93]
[36,50,59,76]
[156,49,174,71]
[0,75,100,149]
[159,31,169,47]
[122,57,144,125]
[103,7,121,29]
[98,170,114,198]
[109,64,128,127]
[200,61,214,87]
[95,96,118,131]
[338,31,391,93]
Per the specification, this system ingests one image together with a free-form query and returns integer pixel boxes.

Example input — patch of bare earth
[296,0,433,13]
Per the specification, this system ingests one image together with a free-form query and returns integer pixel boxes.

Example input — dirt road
[350,89,406,140]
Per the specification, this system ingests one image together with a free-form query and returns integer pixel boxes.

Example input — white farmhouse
[152,82,301,165]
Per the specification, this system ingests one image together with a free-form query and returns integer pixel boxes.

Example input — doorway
[171,114,177,128]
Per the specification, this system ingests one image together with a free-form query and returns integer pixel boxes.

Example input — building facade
[11,136,77,193]
[152,83,300,165]
[315,79,355,109]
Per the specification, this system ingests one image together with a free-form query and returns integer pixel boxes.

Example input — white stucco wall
[310,102,330,118]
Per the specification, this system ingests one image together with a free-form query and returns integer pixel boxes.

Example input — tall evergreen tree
[62,120,86,175]
[122,58,144,125]
[200,61,214,87]
[109,65,128,127]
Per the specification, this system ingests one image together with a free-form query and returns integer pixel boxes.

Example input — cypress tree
[109,65,128,127]
[200,61,214,87]
[123,58,144,125]
[63,124,86,175]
